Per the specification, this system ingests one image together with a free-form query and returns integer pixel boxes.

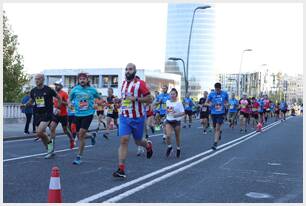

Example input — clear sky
[3,2,303,76]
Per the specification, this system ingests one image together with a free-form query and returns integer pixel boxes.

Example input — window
[48,76,61,85]
[64,76,77,88]
[89,75,99,88]
[102,75,118,88]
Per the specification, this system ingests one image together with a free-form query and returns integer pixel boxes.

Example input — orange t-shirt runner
[54,90,69,116]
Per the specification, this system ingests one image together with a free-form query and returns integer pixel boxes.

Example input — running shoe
[91,132,96,145]
[176,149,181,158]
[188,124,191,128]
[73,155,81,165]
[24,131,30,135]
[113,168,126,178]
[103,133,109,140]
[44,152,55,159]
[240,129,244,133]
[162,135,166,144]
[44,141,55,159]
[145,134,149,139]
[166,146,172,157]
[183,125,186,128]
[211,142,218,150]
[137,146,144,156]
[203,130,207,135]
[244,129,247,133]
[146,140,153,159]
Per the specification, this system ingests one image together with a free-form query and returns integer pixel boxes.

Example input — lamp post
[168,57,187,95]
[186,5,211,95]
[238,49,252,97]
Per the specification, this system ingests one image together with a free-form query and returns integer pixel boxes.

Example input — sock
[119,164,125,171]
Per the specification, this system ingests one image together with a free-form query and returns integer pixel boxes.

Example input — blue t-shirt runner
[228,98,239,113]
[183,97,194,111]
[208,90,229,115]
[156,93,171,116]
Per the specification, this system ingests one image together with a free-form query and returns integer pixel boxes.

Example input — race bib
[122,99,132,109]
[97,105,103,111]
[161,103,167,109]
[229,105,234,109]
[79,101,89,111]
[201,106,207,112]
[108,105,114,114]
[241,104,247,109]
[215,104,222,112]
[36,97,45,108]
[252,108,258,112]
[266,108,270,111]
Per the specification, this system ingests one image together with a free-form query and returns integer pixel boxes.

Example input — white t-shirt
[166,100,185,121]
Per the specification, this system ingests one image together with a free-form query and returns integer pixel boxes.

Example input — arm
[21,98,34,108]
[173,102,185,118]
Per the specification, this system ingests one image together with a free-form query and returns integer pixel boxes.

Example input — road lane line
[77,119,286,203]
[103,120,282,203]
[3,145,93,162]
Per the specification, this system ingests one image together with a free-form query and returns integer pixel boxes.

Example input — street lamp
[168,57,187,95]
[238,48,253,97]
[186,5,211,95]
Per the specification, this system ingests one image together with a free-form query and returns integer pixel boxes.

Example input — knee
[120,137,129,145]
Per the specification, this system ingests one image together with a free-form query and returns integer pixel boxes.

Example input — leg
[36,122,51,149]
[24,113,31,133]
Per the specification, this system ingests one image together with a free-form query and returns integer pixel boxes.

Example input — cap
[54,79,63,86]
[78,72,88,79]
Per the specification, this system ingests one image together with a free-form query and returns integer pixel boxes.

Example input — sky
[3,2,303,76]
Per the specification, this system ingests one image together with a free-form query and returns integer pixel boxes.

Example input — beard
[125,71,136,81]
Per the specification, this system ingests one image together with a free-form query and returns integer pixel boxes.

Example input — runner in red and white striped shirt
[113,63,154,179]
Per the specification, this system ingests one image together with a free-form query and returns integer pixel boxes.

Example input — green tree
[3,10,29,103]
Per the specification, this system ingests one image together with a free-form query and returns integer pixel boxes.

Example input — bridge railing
[3,103,25,119]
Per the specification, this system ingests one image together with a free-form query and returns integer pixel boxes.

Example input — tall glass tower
[165,3,215,98]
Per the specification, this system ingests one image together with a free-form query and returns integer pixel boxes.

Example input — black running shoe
[146,140,153,159]
[176,149,181,158]
[166,146,172,157]
[112,169,126,178]
[244,129,247,133]
[103,134,109,140]
[188,124,191,128]
[211,142,217,150]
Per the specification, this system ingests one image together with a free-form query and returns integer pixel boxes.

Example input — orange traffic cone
[48,166,62,203]
[256,122,263,132]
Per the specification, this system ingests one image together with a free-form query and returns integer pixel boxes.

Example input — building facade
[165,3,215,98]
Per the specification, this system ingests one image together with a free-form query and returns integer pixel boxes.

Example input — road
[3,116,303,203]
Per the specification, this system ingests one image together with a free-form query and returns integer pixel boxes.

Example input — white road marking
[77,119,286,203]
[103,121,281,203]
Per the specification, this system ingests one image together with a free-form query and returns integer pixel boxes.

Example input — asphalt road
[3,116,303,203]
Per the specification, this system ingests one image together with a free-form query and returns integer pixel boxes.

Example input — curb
[3,128,110,142]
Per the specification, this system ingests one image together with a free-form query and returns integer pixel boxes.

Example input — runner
[21,73,62,158]
[258,96,265,124]
[250,97,260,128]
[154,85,171,142]
[69,72,101,165]
[53,79,75,149]
[94,94,107,133]
[239,93,251,133]
[198,91,210,134]
[263,94,271,123]
[227,92,239,129]
[183,92,194,128]
[206,83,228,150]
[104,87,119,139]
[274,102,280,121]
[113,63,153,178]
[280,99,288,121]
[165,88,185,158]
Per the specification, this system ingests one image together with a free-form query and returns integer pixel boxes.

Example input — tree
[3,10,29,103]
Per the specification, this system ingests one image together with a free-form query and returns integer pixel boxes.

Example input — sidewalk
[3,118,104,141]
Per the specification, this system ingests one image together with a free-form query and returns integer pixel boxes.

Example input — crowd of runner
[21,63,293,179]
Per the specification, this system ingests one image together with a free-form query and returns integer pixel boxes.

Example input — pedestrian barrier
[48,166,62,203]
[3,103,24,119]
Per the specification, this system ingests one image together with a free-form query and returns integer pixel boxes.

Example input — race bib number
[201,106,207,112]
[215,104,222,112]
[161,103,167,109]
[229,105,234,109]
[108,105,114,114]
[36,97,45,108]
[241,104,247,109]
[97,105,103,111]
[79,101,89,111]
[122,99,132,109]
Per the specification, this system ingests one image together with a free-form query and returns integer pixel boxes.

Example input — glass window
[64,76,77,88]
[89,75,99,88]
[111,75,118,88]
[48,76,61,85]
[102,75,109,88]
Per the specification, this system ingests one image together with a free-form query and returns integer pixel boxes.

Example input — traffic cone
[256,122,263,132]
[48,166,62,203]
